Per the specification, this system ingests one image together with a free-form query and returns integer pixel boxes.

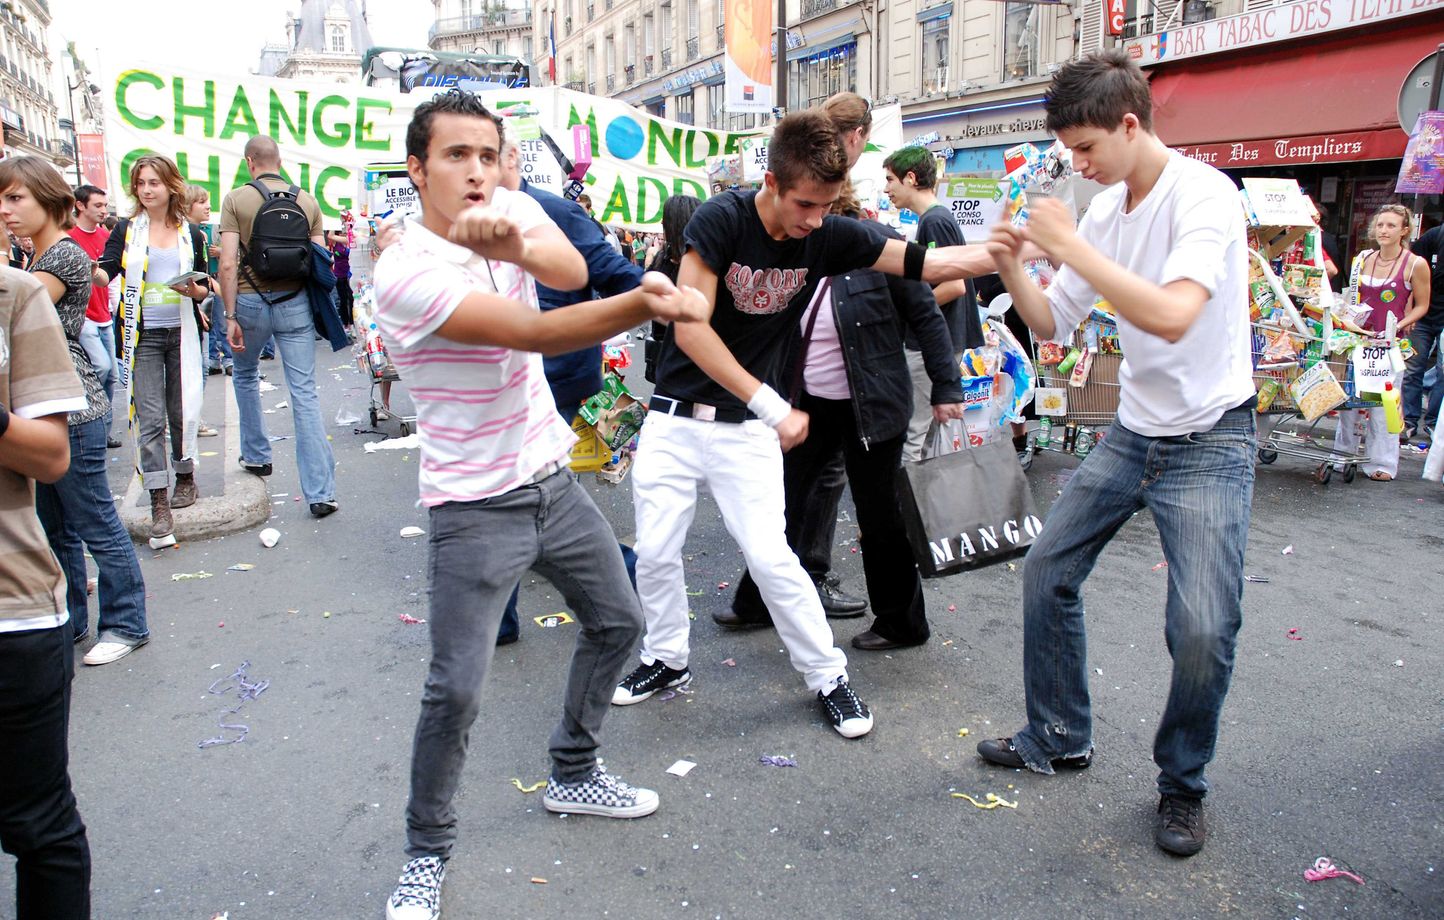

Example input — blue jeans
[34,416,149,644]
[78,320,115,403]
[231,292,336,504]
[1013,403,1256,799]
[1402,316,1444,429]
[497,400,635,641]
[206,296,233,369]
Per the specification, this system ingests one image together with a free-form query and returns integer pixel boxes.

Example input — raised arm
[448,206,587,292]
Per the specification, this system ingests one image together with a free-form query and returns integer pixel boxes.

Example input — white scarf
[116,212,203,480]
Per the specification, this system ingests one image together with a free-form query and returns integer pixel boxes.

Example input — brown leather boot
[172,472,198,508]
[150,488,174,540]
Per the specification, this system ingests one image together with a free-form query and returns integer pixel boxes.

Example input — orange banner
[724,0,773,114]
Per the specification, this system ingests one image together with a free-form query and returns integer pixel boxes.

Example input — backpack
[240,176,312,297]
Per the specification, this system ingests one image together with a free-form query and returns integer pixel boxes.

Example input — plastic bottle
[1381,381,1403,434]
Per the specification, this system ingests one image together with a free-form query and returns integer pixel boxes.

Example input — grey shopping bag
[896,431,1043,577]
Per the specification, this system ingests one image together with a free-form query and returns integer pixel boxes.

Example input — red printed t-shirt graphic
[725,264,809,316]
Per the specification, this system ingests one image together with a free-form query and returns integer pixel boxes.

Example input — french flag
[548,13,558,82]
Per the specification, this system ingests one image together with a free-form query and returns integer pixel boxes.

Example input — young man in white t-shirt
[980,50,1256,858]
[372,89,702,920]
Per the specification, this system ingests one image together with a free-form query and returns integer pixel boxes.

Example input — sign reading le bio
[106,62,768,229]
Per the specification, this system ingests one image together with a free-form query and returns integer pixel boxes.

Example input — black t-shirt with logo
[657,190,887,411]
[909,204,982,353]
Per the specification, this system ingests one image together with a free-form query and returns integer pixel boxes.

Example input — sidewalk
[117,369,270,544]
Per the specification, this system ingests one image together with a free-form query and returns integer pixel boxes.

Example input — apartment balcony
[685,35,698,61]
[606,74,616,92]
[801,0,839,18]
[661,47,672,69]
[624,63,636,84]
[428,7,534,44]
[1121,14,1154,39]
[643,56,654,76]
[586,3,594,21]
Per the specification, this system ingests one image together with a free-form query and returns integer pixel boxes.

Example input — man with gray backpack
[218,134,338,518]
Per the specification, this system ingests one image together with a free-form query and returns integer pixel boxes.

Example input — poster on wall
[1395,111,1444,195]
[937,177,1008,237]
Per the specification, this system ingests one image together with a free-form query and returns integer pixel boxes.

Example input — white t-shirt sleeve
[372,248,471,350]
[1158,183,1234,297]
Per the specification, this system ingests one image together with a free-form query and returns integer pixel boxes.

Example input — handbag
[896,422,1043,576]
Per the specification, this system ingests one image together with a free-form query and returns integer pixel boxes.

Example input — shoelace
[1161,797,1201,831]
[826,682,867,720]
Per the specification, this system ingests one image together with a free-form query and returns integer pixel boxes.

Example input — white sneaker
[82,640,141,666]
[543,763,659,818]
[386,856,445,920]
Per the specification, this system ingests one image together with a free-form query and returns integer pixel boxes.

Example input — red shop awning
[1148,15,1444,166]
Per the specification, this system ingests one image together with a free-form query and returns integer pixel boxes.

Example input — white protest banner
[938,177,1007,238]
[1351,342,1404,396]
[104,62,768,230]
[1242,177,1313,227]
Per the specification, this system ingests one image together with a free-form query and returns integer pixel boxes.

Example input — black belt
[649,395,755,424]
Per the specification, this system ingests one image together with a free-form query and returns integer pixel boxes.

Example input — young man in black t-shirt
[613,110,998,738]
[884,146,985,461]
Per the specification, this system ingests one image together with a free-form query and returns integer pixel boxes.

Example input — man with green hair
[884,146,983,461]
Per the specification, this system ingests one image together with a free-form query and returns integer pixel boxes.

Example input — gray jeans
[134,327,193,490]
[405,469,642,860]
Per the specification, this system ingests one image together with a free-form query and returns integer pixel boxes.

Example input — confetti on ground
[398,613,426,625]
[200,451,219,457]
[274,401,289,409]
[534,612,575,628]
[655,686,692,702]
[399,526,425,538]
[1152,561,1168,571]
[951,792,1017,810]
[510,778,546,793]
[1304,857,1364,885]
[198,661,269,749]
[172,571,213,581]
[323,611,332,618]
[759,755,797,768]
[530,877,547,885]
[721,658,737,667]
[1244,575,1270,583]
[685,589,704,596]
[227,563,255,572]
[666,760,697,777]
[1282,545,1295,555]
[947,604,957,612]
[957,728,970,737]
[1287,627,1303,641]
[1006,563,1017,572]
[1393,659,1404,667]
[717,581,729,589]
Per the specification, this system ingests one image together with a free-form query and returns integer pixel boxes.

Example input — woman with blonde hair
[1336,203,1431,481]
[97,155,212,544]
[0,155,150,665]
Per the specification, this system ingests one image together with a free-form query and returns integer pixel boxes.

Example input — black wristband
[0,401,10,439]
[903,242,927,282]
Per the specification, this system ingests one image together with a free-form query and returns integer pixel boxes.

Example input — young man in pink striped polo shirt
[372,90,704,920]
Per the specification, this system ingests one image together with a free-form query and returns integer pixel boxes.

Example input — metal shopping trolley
[1025,306,1122,464]
[351,284,416,436]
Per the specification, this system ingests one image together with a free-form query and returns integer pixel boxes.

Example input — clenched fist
[449,207,526,264]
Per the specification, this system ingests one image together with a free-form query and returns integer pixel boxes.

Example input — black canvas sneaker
[612,660,691,705]
[818,678,874,738]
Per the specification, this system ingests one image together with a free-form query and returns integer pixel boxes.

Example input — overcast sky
[52,1,432,80]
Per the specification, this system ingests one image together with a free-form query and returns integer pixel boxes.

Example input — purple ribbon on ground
[759,755,797,768]
[198,661,270,749]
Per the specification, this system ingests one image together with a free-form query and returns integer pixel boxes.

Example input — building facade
[257,0,374,83]
[431,0,535,60]
[1,0,68,171]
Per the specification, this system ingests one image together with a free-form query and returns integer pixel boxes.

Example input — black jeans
[0,623,91,919]
[734,392,929,643]
[335,278,355,328]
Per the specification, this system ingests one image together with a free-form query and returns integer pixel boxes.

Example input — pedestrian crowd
[0,47,1439,920]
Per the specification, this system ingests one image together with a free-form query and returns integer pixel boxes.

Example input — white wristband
[747,384,792,428]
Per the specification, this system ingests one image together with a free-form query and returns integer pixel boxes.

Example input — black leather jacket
[787,255,965,448]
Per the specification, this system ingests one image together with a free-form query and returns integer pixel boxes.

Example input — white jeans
[1335,372,1401,478]
[632,412,849,695]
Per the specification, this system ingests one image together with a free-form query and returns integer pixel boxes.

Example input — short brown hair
[768,110,848,192]
[822,92,871,138]
[127,155,187,226]
[1044,48,1153,133]
[0,156,75,231]
[184,184,210,210]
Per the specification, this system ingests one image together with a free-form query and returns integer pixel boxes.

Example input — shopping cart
[1251,322,1369,484]
[1025,307,1122,465]
[351,284,416,437]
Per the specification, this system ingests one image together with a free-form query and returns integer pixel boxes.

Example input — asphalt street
[1,338,1440,920]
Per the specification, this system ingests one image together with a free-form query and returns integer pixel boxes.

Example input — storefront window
[921,15,950,95]
[706,83,725,128]
[674,90,695,125]
[787,42,857,111]
[1002,3,1040,81]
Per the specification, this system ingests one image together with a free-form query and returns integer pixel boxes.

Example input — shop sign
[910,101,1049,150]
[662,59,724,93]
[1107,0,1127,36]
[1174,130,1406,167]
[1124,0,1444,67]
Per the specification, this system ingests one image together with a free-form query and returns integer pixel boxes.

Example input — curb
[120,379,270,545]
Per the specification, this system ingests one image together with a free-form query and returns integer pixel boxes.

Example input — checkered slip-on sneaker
[386,855,445,920]
[543,763,659,818]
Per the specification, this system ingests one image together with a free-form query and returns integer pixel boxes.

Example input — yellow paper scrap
[957,728,970,737]
[511,778,546,793]
[951,792,1018,810]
